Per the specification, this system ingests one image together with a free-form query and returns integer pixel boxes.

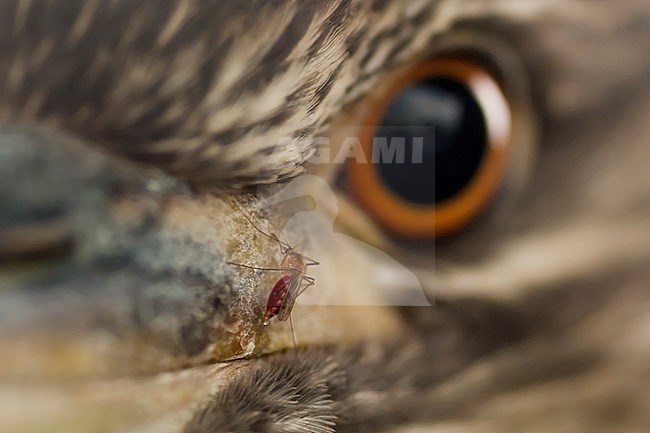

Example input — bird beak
[0,127,428,432]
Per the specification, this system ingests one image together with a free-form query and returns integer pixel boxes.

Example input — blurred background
[1,1,649,432]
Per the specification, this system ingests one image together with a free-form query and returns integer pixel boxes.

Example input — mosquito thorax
[281,252,307,274]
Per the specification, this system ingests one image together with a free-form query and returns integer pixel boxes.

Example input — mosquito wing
[277,273,303,322]
[263,274,292,324]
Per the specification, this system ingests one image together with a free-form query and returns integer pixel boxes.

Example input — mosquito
[227,204,319,348]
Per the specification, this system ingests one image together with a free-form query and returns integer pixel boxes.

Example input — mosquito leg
[297,278,315,297]
[289,314,297,349]
[280,232,291,248]
[269,233,290,253]
[231,202,292,251]
[227,262,290,272]
[301,255,319,266]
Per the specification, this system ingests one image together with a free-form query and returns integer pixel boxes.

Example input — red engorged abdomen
[263,274,292,324]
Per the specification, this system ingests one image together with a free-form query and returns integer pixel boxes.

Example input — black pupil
[374,78,486,204]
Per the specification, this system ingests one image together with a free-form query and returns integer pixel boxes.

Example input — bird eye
[346,57,512,238]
